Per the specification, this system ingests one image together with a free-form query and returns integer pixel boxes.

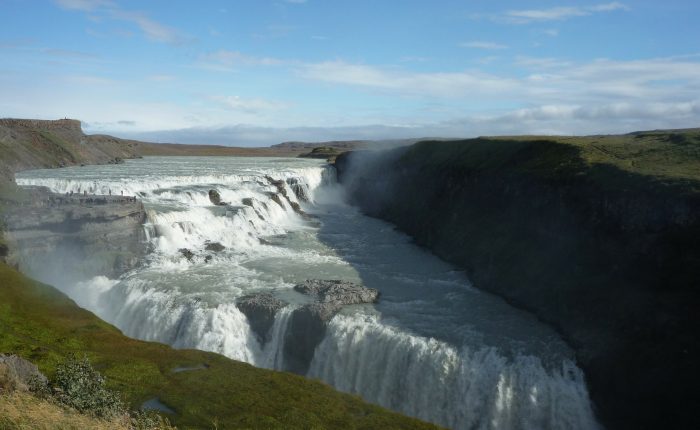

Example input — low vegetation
[0,391,129,430]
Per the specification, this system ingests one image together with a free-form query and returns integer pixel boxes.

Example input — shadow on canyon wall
[334,137,700,430]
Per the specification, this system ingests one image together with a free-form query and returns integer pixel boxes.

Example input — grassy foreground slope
[0,392,130,430]
[336,128,700,430]
[0,263,437,430]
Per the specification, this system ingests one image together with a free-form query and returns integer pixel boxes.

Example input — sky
[1,0,699,146]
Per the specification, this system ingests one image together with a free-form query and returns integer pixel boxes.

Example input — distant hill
[131,141,305,157]
[273,137,452,151]
[0,119,141,181]
[0,118,311,181]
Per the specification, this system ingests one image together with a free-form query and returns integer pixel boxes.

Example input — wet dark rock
[265,175,287,192]
[270,193,285,210]
[204,242,226,252]
[237,294,288,344]
[204,255,213,263]
[286,178,310,202]
[294,279,379,305]
[242,198,254,207]
[0,354,48,393]
[179,248,195,262]
[290,201,303,214]
[284,302,342,375]
[208,189,222,205]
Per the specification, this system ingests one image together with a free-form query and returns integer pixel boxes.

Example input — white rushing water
[16,156,599,430]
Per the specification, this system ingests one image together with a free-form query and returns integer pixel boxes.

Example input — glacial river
[16,156,599,430]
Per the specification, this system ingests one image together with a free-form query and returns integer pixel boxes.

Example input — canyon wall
[335,134,700,430]
[3,187,147,284]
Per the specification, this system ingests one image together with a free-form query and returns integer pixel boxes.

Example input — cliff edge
[335,130,700,430]
[0,118,141,181]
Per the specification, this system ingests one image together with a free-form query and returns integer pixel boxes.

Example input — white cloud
[200,50,285,67]
[210,95,289,113]
[298,55,700,121]
[460,41,508,50]
[111,11,183,44]
[54,0,185,45]
[503,2,629,23]
[299,61,518,98]
[54,0,114,11]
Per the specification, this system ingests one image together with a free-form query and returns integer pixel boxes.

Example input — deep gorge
[334,138,700,430]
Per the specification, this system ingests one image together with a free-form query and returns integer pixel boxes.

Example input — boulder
[237,294,288,344]
[204,242,226,252]
[241,198,254,207]
[208,189,222,205]
[179,248,195,262]
[0,355,48,393]
[294,279,379,305]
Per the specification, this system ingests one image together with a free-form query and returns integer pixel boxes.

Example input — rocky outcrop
[3,187,147,283]
[0,118,141,181]
[236,294,288,343]
[298,146,341,161]
[208,189,224,206]
[284,280,379,374]
[204,242,226,252]
[286,178,310,202]
[294,279,379,305]
[179,248,195,262]
[0,354,48,393]
[335,136,700,430]
[237,280,379,374]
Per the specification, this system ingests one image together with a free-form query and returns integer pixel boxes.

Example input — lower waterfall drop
[308,314,599,430]
[259,306,296,369]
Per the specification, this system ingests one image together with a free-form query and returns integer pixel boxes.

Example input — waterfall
[259,306,296,369]
[309,314,599,430]
[14,157,599,430]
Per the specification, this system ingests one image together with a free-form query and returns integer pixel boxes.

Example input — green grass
[0,263,438,429]
[408,129,700,185]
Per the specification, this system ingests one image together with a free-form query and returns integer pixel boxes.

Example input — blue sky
[1,0,699,145]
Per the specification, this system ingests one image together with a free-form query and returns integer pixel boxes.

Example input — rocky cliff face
[0,118,141,181]
[3,187,147,284]
[335,136,700,430]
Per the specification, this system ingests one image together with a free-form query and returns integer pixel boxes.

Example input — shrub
[52,355,126,419]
